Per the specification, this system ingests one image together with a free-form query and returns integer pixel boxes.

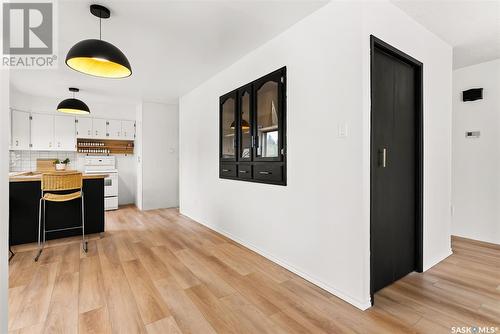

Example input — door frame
[369,35,424,303]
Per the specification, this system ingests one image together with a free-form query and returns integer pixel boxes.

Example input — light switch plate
[338,123,348,138]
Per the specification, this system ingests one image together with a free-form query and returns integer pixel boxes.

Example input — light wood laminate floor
[9,206,500,333]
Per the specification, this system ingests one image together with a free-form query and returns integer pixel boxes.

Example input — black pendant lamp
[230,119,250,130]
[66,5,132,78]
[57,88,90,115]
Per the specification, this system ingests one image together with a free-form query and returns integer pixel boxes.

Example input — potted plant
[54,158,70,171]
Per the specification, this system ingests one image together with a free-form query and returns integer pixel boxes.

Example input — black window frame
[238,84,253,162]
[219,91,238,162]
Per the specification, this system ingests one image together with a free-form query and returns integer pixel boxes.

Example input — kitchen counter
[9,173,106,245]
[9,171,108,182]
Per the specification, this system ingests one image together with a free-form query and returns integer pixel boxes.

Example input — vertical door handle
[379,147,387,168]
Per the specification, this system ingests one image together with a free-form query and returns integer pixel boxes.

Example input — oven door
[104,173,118,197]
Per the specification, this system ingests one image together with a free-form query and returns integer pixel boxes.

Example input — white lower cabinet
[31,113,54,150]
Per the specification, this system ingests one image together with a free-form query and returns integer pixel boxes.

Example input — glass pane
[240,91,251,159]
[256,81,279,158]
[221,97,236,158]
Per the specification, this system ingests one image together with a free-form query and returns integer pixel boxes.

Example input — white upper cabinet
[54,115,76,151]
[31,113,54,150]
[76,117,93,139]
[92,118,107,139]
[107,119,122,140]
[121,120,135,140]
[10,110,31,150]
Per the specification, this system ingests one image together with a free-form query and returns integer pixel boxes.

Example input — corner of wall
[135,102,143,210]
[0,68,10,334]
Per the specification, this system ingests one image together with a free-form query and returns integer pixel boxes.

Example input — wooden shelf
[77,138,134,155]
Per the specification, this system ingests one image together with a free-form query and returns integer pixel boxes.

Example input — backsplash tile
[9,150,77,172]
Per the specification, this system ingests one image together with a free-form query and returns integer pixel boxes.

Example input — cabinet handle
[239,170,248,174]
[379,148,387,168]
[259,171,272,175]
[15,140,18,146]
[88,130,91,135]
[222,169,230,172]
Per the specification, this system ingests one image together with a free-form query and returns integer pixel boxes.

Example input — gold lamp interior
[66,57,131,78]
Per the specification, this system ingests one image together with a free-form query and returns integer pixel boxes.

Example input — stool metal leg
[43,199,46,245]
[82,192,88,253]
[34,198,43,262]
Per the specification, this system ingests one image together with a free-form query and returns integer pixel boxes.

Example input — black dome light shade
[57,88,90,115]
[65,5,132,78]
[230,119,250,130]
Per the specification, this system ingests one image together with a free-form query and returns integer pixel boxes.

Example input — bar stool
[34,172,88,261]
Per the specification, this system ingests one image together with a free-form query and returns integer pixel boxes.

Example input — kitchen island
[9,172,107,245]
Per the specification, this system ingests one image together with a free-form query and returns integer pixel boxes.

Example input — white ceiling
[10,0,327,105]
[392,0,500,69]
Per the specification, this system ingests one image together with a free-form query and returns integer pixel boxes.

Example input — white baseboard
[423,248,453,271]
[180,210,372,311]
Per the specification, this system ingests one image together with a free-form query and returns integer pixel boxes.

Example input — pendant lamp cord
[99,13,102,40]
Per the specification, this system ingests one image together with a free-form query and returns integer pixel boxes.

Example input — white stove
[84,156,118,210]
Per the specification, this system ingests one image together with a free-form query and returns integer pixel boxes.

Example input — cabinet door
[254,69,285,161]
[11,110,31,150]
[220,91,237,161]
[31,113,54,150]
[76,117,93,138]
[121,120,135,140]
[92,118,107,139]
[238,86,252,161]
[54,115,76,151]
[107,120,122,140]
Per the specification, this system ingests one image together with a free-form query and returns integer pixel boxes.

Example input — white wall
[179,0,452,310]
[0,69,10,333]
[9,88,137,205]
[452,59,500,244]
[138,102,179,210]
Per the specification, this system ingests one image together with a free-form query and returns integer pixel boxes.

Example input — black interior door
[371,45,418,293]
